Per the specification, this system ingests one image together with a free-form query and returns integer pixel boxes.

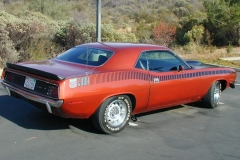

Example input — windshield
[56,47,114,66]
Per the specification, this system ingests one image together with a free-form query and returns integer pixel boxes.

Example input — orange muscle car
[0,43,237,134]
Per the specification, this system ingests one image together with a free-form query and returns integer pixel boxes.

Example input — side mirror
[178,65,184,72]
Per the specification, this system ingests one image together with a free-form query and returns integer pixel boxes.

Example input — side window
[135,52,148,70]
[146,51,188,72]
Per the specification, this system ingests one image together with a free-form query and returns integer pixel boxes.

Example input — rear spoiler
[6,63,65,81]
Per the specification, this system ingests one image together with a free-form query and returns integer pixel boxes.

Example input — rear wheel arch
[90,93,136,117]
[97,93,136,113]
[125,94,136,112]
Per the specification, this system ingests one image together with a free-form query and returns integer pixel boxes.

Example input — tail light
[5,72,14,82]
[47,85,59,98]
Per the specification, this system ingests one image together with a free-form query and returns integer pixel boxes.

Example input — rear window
[56,47,114,66]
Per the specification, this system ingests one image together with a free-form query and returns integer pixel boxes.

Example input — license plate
[24,77,36,90]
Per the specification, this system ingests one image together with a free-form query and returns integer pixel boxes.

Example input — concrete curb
[219,57,240,72]
[221,57,240,61]
[232,67,240,72]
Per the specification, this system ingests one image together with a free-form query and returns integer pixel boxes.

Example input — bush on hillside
[153,22,176,46]
[184,25,204,44]
[54,22,137,49]
[0,11,63,65]
[0,12,19,67]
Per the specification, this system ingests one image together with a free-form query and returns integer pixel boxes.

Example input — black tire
[203,81,221,108]
[92,95,132,134]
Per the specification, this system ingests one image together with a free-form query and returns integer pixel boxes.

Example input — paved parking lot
[0,75,240,160]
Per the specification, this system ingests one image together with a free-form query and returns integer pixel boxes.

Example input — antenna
[85,42,89,75]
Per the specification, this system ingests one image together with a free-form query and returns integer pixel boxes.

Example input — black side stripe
[93,70,232,84]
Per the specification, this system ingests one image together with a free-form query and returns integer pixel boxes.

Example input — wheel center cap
[110,106,120,118]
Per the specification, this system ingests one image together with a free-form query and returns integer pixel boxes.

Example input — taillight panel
[4,71,59,99]
[47,85,59,98]
[5,72,14,82]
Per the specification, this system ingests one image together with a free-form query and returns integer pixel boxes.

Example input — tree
[204,0,240,46]
[184,25,205,44]
[176,11,207,45]
[153,22,176,46]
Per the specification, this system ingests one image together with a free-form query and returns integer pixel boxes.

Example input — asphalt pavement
[0,72,240,160]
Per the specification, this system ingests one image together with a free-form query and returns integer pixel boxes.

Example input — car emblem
[153,78,159,83]
[78,76,89,86]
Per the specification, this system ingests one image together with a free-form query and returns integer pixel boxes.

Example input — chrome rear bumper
[0,80,63,113]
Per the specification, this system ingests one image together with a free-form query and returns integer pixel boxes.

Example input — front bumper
[230,80,237,88]
[0,80,63,113]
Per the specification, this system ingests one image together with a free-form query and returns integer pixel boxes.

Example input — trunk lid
[7,60,93,80]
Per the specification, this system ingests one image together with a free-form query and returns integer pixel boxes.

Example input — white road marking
[128,122,138,126]
[219,102,224,105]
[25,137,36,141]
[235,83,240,86]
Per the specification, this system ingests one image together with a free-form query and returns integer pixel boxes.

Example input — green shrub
[0,11,63,64]
[54,22,137,49]
[22,36,62,61]
[0,12,19,67]
[227,43,233,53]
[184,25,204,44]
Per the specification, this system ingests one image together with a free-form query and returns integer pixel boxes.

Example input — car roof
[79,42,169,50]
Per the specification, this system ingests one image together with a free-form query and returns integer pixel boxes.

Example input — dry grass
[173,44,240,68]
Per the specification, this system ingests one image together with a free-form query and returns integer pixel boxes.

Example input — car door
[145,50,201,109]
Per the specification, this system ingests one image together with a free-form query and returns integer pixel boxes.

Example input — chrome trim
[1,81,63,108]
[134,52,148,70]
[0,79,6,93]
[46,102,52,113]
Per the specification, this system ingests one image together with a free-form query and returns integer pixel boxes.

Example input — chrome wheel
[213,82,221,104]
[92,95,132,134]
[106,100,127,127]
[203,81,222,108]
